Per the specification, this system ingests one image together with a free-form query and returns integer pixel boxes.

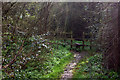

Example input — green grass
[73,40,90,45]
[42,52,73,78]
[37,45,74,78]
[49,40,91,45]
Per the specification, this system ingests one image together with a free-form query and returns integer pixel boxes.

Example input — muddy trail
[60,51,88,80]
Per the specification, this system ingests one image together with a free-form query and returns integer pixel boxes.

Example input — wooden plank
[82,40,84,49]
[90,32,92,50]
[70,31,73,50]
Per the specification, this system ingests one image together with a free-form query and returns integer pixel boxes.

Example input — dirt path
[60,51,88,80]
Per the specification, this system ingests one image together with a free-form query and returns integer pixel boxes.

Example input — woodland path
[60,51,88,80]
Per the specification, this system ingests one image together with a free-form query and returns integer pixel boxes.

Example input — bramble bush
[2,33,73,79]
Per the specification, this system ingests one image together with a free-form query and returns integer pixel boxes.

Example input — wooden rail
[44,31,93,50]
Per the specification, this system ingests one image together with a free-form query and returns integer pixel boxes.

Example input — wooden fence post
[82,40,84,49]
[70,31,73,50]
[63,32,65,47]
[55,32,58,49]
[90,32,92,50]
[82,32,85,49]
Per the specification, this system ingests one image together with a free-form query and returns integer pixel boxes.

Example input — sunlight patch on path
[60,51,87,80]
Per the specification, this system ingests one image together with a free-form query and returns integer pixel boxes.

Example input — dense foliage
[2,2,120,79]
[73,53,120,79]
[2,33,74,79]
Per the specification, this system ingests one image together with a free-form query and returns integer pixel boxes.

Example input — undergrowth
[73,53,120,79]
[19,46,73,79]
[2,34,74,79]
